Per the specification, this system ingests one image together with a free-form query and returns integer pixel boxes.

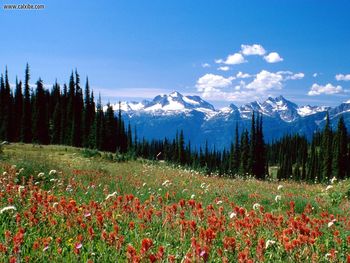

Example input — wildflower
[75,243,82,249]
[105,192,118,200]
[216,200,223,205]
[265,240,276,249]
[49,170,57,176]
[229,212,237,219]
[162,180,170,186]
[2,172,8,176]
[37,172,45,178]
[253,203,261,210]
[0,206,16,214]
[142,183,146,187]
[330,177,337,184]
[277,185,283,191]
[84,212,91,218]
[18,186,25,195]
[328,219,336,228]
[275,195,282,202]
[43,246,49,251]
[191,194,195,199]
[325,185,333,191]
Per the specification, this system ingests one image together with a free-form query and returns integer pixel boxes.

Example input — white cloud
[278,72,304,80]
[236,71,252,79]
[335,74,350,81]
[241,44,266,56]
[246,70,284,92]
[202,63,210,68]
[196,73,233,90]
[217,66,230,71]
[264,52,283,63]
[313,73,318,78]
[217,53,246,65]
[308,83,343,96]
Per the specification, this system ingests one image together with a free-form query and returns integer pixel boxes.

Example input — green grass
[0,143,349,262]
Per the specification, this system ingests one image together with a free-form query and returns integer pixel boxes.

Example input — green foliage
[81,148,101,158]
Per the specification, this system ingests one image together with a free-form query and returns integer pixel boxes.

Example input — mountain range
[106,91,350,149]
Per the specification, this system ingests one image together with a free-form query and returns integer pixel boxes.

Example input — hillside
[0,144,349,262]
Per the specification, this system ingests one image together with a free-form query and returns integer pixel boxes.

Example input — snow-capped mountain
[108,91,215,115]
[107,91,350,149]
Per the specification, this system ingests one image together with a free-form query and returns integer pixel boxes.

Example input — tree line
[268,114,349,182]
[0,65,349,183]
[0,64,129,153]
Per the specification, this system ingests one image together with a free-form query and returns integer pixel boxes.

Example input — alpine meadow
[1,1,350,262]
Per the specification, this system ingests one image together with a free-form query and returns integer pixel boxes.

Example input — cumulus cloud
[236,72,252,79]
[264,52,283,63]
[335,74,350,81]
[196,70,302,102]
[201,63,211,68]
[245,70,284,92]
[241,44,266,56]
[217,66,230,71]
[196,74,233,90]
[308,83,343,96]
[313,73,318,78]
[277,71,304,80]
[216,53,246,65]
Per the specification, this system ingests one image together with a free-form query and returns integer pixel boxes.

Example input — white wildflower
[275,195,282,202]
[277,185,283,191]
[18,186,25,195]
[84,212,91,218]
[200,183,206,189]
[2,172,8,176]
[19,168,24,174]
[142,183,146,187]
[49,170,57,176]
[182,189,188,193]
[37,172,45,178]
[191,194,195,199]
[253,203,261,210]
[330,177,337,184]
[162,180,170,186]
[50,179,57,182]
[75,243,82,249]
[105,191,118,201]
[52,202,58,208]
[43,246,49,252]
[325,185,333,191]
[265,240,276,249]
[328,219,336,228]
[216,200,223,205]
[35,182,40,185]
[229,212,237,219]
[0,206,16,214]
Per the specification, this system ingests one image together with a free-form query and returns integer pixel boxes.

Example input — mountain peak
[169,91,182,97]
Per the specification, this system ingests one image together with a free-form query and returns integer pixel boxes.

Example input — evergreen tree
[321,112,333,182]
[13,78,23,142]
[333,116,348,179]
[240,129,249,176]
[32,78,49,144]
[21,63,32,143]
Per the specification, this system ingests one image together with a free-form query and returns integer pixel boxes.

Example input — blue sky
[1,0,350,107]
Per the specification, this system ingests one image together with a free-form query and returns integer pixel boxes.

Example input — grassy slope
[0,144,349,262]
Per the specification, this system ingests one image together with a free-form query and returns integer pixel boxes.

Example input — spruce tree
[321,112,333,182]
[13,78,23,142]
[333,116,348,179]
[21,64,32,143]
[32,78,49,144]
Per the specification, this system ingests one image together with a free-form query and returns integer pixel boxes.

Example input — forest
[0,65,349,182]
